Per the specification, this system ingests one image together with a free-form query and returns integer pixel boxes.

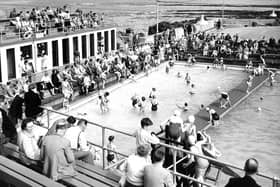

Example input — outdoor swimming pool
[41,63,280,185]
[65,64,246,154]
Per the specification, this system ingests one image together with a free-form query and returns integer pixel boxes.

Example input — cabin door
[6,48,16,80]
[111,30,115,50]
[52,40,59,67]
[104,31,109,52]
[62,38,70,65]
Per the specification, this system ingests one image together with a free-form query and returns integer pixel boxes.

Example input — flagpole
[156,0,159,35]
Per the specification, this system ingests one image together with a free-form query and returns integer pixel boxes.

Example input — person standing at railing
[134,118,160,148]
[182,135,209,187]
[119,144,152,187]
[144,146,175,187]
[225,158,261,187]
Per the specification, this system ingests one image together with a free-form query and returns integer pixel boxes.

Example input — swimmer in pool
[138,96,146,113]
[165,63,170,74]
[149,88,157,100]
[131,93,140,108]
[177,72,182,78]
[189,84,195,95]
[98,95,106,113]
[185,73,191,85]
[176,102,189,112]
[200,104,205,110]
[104,92,110,112]
[150,96,158,111]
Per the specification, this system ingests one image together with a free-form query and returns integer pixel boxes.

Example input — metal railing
[40,106,280,187]
[0,21,111,44]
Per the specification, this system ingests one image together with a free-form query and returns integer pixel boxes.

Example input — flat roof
[0,24,116,47]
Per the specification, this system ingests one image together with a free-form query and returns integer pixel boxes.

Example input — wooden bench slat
[60,177,92,187]
[0,164,42,187]
[3,142,118,187]
[76,160,121,182]
[0,156,65,187]
[73,173,111,187]
[76,166,118,187]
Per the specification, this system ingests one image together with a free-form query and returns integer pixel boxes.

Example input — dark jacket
[225,175,261,187]
[9,95,24,119]
[24,90,43,118]
[0,108,17,139]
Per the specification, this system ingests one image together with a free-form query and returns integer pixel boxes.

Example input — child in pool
[176,102,188,112]
[185,73,191,85]
[150,96,158,111]
[189,84,195,95]
[138,96,146,113]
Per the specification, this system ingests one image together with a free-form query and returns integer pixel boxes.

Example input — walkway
[193,71,269,131]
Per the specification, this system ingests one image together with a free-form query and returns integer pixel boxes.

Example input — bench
[76,160,121,186]
[2,143,118,187]
[0,155,64,187]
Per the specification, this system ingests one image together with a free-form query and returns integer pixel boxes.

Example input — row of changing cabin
[0,26,117,83]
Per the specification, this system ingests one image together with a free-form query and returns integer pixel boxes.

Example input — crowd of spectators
[156,28,280,62]
[9,6,104,39]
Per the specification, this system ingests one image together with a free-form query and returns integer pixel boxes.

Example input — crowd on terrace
[0,23,275,186]
[9,6,104,38]
[156,28,280,61]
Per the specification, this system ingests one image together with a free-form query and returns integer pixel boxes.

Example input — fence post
[273,177,279,187]
[173,149,177,185]
[102,127,105,169]
[46,109,50,129]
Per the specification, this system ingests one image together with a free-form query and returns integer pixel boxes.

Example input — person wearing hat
[225,158,261,187]
[120,144,152,187]
[40,118,76,181]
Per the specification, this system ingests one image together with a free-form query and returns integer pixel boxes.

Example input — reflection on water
[207,77,280,186]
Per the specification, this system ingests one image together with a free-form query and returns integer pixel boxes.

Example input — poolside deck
[192,70,269,131]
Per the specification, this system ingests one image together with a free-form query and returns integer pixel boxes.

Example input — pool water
[66,64,246,155]
[207,76,280,186]
[42,63,279,185]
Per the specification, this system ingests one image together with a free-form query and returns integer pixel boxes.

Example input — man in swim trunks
[206,107,220,126]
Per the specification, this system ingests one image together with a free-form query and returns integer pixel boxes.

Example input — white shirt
[134,128,160,147]
[64,126,89,151]
[125,154,151,186]
[18,131,40,160]
[41,75,51,83]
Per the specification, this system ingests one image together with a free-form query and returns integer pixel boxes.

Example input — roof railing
[0,21,111,43]
[40,106,280,186]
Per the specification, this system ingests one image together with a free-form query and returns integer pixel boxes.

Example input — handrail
[40,106,279,186]
[0,22,112,43]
